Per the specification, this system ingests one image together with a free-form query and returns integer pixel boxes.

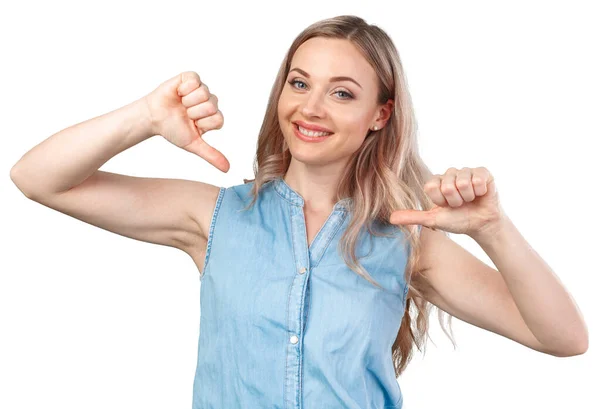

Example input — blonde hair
[242,15,455,377]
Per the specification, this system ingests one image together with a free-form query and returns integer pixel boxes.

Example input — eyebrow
[289,67,363,89]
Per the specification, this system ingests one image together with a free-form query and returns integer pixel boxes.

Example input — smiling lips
[293,123,333,142]
[293,120,333,134]
[296,124,332,137]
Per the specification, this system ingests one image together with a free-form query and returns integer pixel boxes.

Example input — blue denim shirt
[192,177,411,409]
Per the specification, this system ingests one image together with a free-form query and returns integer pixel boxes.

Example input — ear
[373,99,394,128]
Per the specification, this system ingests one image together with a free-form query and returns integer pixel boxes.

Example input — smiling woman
[276,36,394,167]
[9,10,588,409]
[226,15,437,409]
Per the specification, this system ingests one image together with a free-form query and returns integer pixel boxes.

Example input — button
[290,335,299,344]
[299,267,307,275]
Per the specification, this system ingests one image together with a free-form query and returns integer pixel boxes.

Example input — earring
[372,125,378,131]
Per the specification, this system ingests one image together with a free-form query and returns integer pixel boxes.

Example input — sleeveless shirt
[192,176,413,409]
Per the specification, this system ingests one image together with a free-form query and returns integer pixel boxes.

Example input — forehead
[290,37,376,84]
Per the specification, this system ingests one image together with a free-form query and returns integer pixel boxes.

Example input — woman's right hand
[144,71,230,173]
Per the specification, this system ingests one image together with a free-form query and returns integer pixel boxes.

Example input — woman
[10,15,588,409]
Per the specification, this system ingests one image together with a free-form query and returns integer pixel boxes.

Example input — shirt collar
[272,176,353,212]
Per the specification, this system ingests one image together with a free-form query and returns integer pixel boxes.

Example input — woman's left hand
[389,167,505,237]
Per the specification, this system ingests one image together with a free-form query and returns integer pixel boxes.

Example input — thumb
[389,209,430,227]
[182,137,231,173]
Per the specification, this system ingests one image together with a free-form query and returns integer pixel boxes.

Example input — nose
[301,91,326,118]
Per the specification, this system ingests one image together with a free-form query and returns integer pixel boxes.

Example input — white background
[1,1,598,408]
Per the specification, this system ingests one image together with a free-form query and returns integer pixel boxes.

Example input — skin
[391,167,589,356]
[276,38,588,356]
[277,37,393,213]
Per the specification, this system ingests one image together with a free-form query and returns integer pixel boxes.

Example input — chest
[194,208,332,276]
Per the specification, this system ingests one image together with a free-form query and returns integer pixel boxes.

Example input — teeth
[298,125,332,137]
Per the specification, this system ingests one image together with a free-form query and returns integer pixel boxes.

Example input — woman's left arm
[390,166,589,357]
[471,215,589,355]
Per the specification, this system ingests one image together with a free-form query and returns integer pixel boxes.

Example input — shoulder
[185,181,224,243]
[413,226,446,275]
[187,179,263,241]
[412,225,475,295]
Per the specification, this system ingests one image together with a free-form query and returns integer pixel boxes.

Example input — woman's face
[277,37,391,167]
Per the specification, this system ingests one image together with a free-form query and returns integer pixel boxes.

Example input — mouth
[292,123,334,143]
[293,123,334,138]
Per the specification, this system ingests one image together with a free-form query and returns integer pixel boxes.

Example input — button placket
[285,205,311,409]
[278,177,348,409]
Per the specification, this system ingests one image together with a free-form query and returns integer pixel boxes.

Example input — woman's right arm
[9,72,228,260]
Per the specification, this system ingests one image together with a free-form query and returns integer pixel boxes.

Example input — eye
[335,90,353,99]
[289,79,308,90]
[287,78,354,100]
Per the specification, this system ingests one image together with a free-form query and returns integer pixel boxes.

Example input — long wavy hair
[241,15,456,377]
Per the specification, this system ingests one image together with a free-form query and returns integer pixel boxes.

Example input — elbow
[10,165,24,193]
[572,335,589,356]
[10,165,36,200]
[10,166,23,192]
[570,326,590,356]
[10,164,20,185]
[551,336,589,357]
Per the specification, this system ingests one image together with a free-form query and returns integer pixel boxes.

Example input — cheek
[277,100,293,140]
[276,100,287,126]
[334,112,371,150]
[338,111,370,135]
[276,101,282,122]
[277,93,292,119]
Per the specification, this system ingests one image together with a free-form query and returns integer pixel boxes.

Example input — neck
[283,158,347,212]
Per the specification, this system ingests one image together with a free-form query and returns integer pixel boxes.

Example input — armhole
[200,186,226,281]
